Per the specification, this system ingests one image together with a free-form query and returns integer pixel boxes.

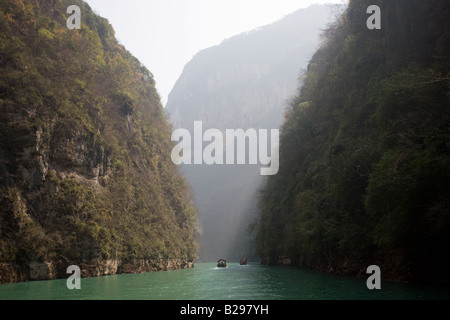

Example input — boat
[217,259,227,268]
[240,258,247,265]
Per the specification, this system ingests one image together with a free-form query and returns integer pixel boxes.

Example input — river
[0,263,449,300]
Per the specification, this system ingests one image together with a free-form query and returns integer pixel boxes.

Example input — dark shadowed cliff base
[0,259,194,284]
[261,247,450,285]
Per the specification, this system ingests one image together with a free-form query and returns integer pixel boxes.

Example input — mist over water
[166,5,338,261]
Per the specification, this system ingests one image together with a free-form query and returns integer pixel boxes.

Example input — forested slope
[255,0,450,284]
[0,0,198,283]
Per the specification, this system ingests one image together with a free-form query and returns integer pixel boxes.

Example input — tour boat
[217,259,227,268]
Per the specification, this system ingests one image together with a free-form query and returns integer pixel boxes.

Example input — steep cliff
[166,5,338,261]
[0,0,198,283]
[256,0,450,284]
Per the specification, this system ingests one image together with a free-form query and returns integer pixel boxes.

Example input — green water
[0,263,449,300]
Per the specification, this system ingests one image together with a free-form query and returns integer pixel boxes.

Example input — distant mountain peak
[165,4,338,261]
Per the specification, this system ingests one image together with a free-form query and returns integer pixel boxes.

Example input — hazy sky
[85,0,346,105]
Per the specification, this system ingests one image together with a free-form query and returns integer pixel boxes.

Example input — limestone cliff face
[166,5,338,261]
[0,0,198,284]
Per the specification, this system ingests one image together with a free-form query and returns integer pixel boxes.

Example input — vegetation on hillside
[255,0,450,283]
[0,0,198,274]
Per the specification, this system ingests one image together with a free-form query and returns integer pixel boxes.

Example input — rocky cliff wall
[0,258,194,284]
[0,0,199,284]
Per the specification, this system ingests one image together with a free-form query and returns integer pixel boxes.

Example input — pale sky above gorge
[85,0,347,105]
